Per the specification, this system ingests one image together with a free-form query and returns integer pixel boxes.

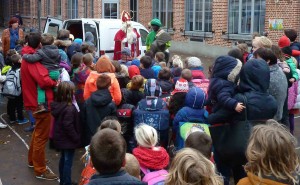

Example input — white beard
[121,23,137,45]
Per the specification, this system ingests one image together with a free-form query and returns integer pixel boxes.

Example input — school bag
[133,97,169,147]
[191,79,209,95]
[2,68,21,98]
[79,160,96,185]
[141,166,168,185]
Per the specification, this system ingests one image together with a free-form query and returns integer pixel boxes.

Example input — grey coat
[268,64,288,121]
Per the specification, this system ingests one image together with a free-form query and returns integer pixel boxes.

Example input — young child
[23,33,61,114]
[98,119,122,132]
[185,131,212,160]
[83,74,117,145]
[122,75,145,106]
[5,54,28,124]
[125,153,141,180]
[132,124,169,172]
[70,53,83,79]
[51,81,81,185]
[118,47,132,67]
[181,69,195,88]
[237,43,249,63]
[140,56,155,79]
[89,128,145,184]
[187,57,206,79]
[157,67,173,97]
[237,120,300,185]
[165,148,223,185]
[151,52,165,78]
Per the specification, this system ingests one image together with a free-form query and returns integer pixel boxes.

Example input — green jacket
[286,57,299,80]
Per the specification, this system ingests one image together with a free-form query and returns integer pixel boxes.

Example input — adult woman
[2,17,24,56]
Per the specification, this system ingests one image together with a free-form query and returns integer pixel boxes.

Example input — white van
[43,17,149,59]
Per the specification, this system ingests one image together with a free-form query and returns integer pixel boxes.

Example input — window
[228,0,266,34]
[139,29,148,46]
[130,0,138,21]
[47,23,60,38]
[84,23,98,49]
[67,0,78,19]
[47,0,51,16]
[152,0,173,29]
[90,0,94,18]
[185,0,212,32]
[102,0,119,19]
[56,0,61,17]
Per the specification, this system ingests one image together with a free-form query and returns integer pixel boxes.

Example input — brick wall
[138,0,152,29]
[172,0,186,42]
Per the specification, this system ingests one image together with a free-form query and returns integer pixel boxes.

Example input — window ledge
[221,34,252,41]
[162,28,175,34]
[181,31,213,38]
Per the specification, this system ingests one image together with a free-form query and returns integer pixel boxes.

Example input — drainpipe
[38,0,41,32]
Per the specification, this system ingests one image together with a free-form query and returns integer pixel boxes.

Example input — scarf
[9,28,19,49]
[133,146,169,170]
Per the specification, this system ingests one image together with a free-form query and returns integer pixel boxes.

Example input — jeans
[59,149,75,185]
[7,95,24,121]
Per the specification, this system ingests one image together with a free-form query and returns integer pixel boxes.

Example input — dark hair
[281,46,293,57]
[284,29,297,42]
[81,43,89,54]
[145,50,154,59]
[140,56,152,69]
[271,45,285,62]
[27,32,42,49]
[169,92,187,116]
[57,29,70,40]
[158,67,171,80]
[15,39,26,46]
[71,53,83,69]
[155,52,165,62]
[90,128,126,174]
[5,49,17,65]
[41,33,54,45]
[83,53,94,66]
[253,48,277,65]
[111,61,122,73]
[99,119,121,132]
[96,74,111,90]
[88,45,96,53]
[56,81,75,104]
[10,54,21,64]
[181,69,192,82]
[185,132,212,159]
[228,48,243,63]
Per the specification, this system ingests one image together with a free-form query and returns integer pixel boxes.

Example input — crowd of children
[1,24,300,185]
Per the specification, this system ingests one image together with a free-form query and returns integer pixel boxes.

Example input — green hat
[150,18,162,27]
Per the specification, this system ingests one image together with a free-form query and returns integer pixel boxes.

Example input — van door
[82,18,100,57]
[43,17,63,38]
[137,28,148,56]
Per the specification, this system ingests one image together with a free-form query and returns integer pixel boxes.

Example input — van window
[139,29,148,46]
[84,24,98,50]
[48,23,60,38]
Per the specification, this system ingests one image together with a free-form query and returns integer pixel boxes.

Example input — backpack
[141,166,168,185]
[191,79,209,95]
[2,68,21,98]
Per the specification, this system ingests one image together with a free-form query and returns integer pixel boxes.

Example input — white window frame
[152,0,173,29]
[185,0,212,32]
[228,0,265,34]
[68,0,78,19]
[102,0,119,19]
[56,0,62,17]
[130,0,138,22]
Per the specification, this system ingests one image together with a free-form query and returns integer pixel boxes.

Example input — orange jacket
[238,172,288,185]
[2,28,24,56]
[83,71,122,105]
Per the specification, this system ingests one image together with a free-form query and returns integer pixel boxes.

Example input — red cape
[114,29,140,60]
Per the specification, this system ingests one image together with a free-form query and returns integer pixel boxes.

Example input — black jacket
[121,88,144,107]
[88,170,146,185]
[157,79,173,97]
[83,89,116,145]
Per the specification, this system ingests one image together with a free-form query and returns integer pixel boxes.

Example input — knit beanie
[74,38,83,45]
[171,78,189,95]
[128,65,140,79]
[95,55,115,73]
[187,57,202,68]
[278,35,290,48]
[150,18,162,27]
[131,59,140,67]
[144,79,162,97]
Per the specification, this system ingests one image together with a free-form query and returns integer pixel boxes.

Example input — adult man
[21,32,58,180]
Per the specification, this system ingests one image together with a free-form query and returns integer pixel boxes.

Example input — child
[185,131,212,160]
[84,74,117,145]
[140,56,155,79]
[132,124,169,172]
[187,57,206,79]
[51,81,81,185]
[14,39,26,55]
[98,119,122,132]
[70,53,83,79]
[5,54,28,124]
[181,69,195,88]
[237,120,300,185]
[157,67,173,97]
[125,153,141,180]
[23,33,61,114]
[165,148,223,185]
[151,52,165,78]
[122,75,145,106]
[89,128,145,184]
[118,47,132,67]
[228,48,244,64]
[237,43,249,63]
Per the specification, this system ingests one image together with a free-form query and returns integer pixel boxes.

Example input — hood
[21,46,36,55]
[158,80,173,93]
[90,89,112,106]
[185,87,206,109]
[51,102,69,117]
[128,65,140,79]
[39,45,60,60]
[278,35,290,48]
[212,56,242,83]
[239,59,270,93]
[95,56,115,73]
[67,43,81,59]
[85,32,94,43]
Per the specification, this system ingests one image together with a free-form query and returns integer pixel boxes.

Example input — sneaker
[35,169,58,180]
[0,122,7,128]
[17,118,29,125]
[24,125,35,132]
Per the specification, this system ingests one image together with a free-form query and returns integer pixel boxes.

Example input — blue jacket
[88,170,146,185]
[140,68,155,79]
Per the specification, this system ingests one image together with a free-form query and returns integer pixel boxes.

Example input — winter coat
[268,64,288,121]
[84,71,122,105]
[83,89,117,144]
[286,57,299,81]
[21,46,57,111]
[293,70,300,109]
[237,172,291,185]
[140,68,155,79]
[88,170,146,185]
[72,65,91,103]
[85,32,95,46]
[2,28,24,57]
[22,45,60,70]
[157,79,173,97]
[121,88,144,107]
[208,59,277,124]
[51,102,81,149]
[116,74,130,89]
[190,67,206,79]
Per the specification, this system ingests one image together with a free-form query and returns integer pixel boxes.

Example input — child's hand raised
[235,102,245,113]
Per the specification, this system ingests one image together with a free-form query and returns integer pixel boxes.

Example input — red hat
[128,65,140,79]
[171,78,189,95]
[121,11,131,22]
[278,35,290,48]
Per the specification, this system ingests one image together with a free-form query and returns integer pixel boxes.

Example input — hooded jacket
[21,46,57,111]
[51,102,81,149]
[208,59,277,124]
[207,56,242,112]
[83,89,117,144]
[237,172,291,185]
[157,79,173,97]
[121,88,144,107]
[85,32,95,46]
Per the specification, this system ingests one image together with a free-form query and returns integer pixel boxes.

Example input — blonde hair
[245,119,300,185]
[253,36,272,49]
[165,148,223,185]
[172,55,183,68]
[237,43,248,53]
[125,153,141,179]
[134,124,158,148]
[120,64,129,77]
